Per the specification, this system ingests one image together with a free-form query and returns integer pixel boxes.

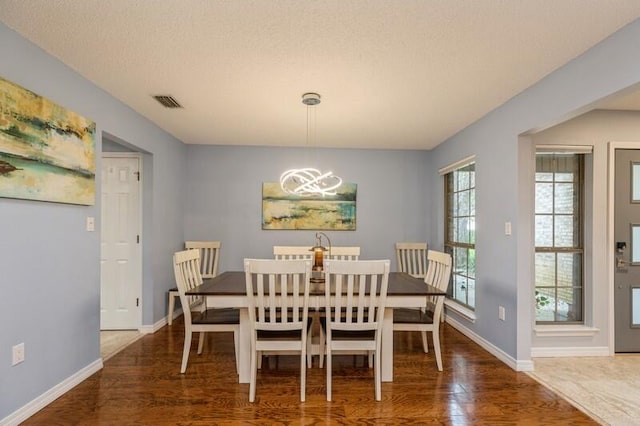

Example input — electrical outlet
[86,216,95,232]
[498,306,506,321]
[12,343,25,366]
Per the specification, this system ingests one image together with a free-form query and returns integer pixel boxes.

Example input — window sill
[444,300,476,323]
[533,325,600,337]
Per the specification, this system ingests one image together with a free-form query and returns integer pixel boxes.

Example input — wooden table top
[186,271,445,297]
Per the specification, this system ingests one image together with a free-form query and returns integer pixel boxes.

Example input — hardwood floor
[25,319,597,425]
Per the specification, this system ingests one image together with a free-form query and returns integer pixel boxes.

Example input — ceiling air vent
[152,95,183,108]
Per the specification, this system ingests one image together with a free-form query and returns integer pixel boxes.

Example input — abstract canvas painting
[0,77,96,205]
[262,182,357,230]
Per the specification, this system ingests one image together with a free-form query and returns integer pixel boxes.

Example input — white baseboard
[139,307,182,334]
[445,316,534,372]
[531,346,610,358]
[0,359,103,426]
[2,309,182,426]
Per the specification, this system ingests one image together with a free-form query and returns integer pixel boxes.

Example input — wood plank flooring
[24,319,597,425]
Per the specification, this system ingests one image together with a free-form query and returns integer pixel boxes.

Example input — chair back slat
[424,250,452,308]
[173,249,206,324]
[425,250,452,290]
[273,246,314,260]
[245,259,311,332]
[273,246,360,261]
[324,260,390,332]
[395,242,428,278]
[185,241,221,279]
[325,246,360,261]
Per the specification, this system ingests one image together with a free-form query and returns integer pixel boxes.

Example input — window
[444,162,476,309]
[535,153,584,323]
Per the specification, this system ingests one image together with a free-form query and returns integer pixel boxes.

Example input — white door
[100,155,141,330]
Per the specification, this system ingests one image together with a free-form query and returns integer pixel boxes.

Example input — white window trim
[533,325,599,337]
[534,151,586,325]
[442,157,477,310]
[438,155,475,176]
[445,299,476,323]
[536,145,593,154]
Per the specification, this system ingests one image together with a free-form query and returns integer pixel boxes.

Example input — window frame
[443,160,476,310]
[534,151,585,324]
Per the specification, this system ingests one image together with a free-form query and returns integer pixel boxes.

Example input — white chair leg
[421,330,429,353]
[368,351,374,368]
[180,331,192,373]
[197,332,205,354]
[433,331,443,371]
[168,291,176,325]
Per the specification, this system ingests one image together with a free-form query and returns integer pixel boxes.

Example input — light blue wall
[4,12,640,423]
[0,23,187,419]
[430,18,640,361]
[184,145,432,271]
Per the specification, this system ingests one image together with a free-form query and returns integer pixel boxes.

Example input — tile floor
[100,330,143,361]
[528,355,640,426]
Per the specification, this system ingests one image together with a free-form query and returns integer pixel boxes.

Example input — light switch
[86,216,95,232]
[504,221,512,236]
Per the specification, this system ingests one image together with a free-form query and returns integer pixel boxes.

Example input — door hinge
[134,171,140,181]
[136,298,139,307]
[137,235,140,244]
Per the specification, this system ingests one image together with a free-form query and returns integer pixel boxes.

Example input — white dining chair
[323,259,390,402]
[244,258,312,402]
[271,246,315,369]
[392,250,452,371]
[168,241,221,325]
[395,242,428,278]
[273,245,314,260]
[271,245,362,368]
[325,246,360,261]
[309,246,361,368]
[173,249,239,374]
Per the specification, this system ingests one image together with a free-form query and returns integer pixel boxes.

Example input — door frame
[607,141,640,354]
[100,152,143,330]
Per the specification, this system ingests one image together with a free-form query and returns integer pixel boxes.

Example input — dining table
[186,271,446,384]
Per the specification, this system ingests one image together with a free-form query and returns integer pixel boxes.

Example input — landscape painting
[0,77,96,205]
[262,182,357,230]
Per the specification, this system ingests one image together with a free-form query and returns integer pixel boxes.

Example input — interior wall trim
[445,316,533,371]
[531,346,610,358]
[0,359,103,426]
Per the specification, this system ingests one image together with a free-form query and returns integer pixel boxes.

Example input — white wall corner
[0,359,103,426]
[139,307,182,334]
[516,359,535,372]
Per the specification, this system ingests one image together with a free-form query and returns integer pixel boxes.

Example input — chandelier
[280,93,342,197]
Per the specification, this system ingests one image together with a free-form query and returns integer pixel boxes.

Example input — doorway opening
[100,134,145,358]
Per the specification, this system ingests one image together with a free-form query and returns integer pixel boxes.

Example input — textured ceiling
[1,1,640,150]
